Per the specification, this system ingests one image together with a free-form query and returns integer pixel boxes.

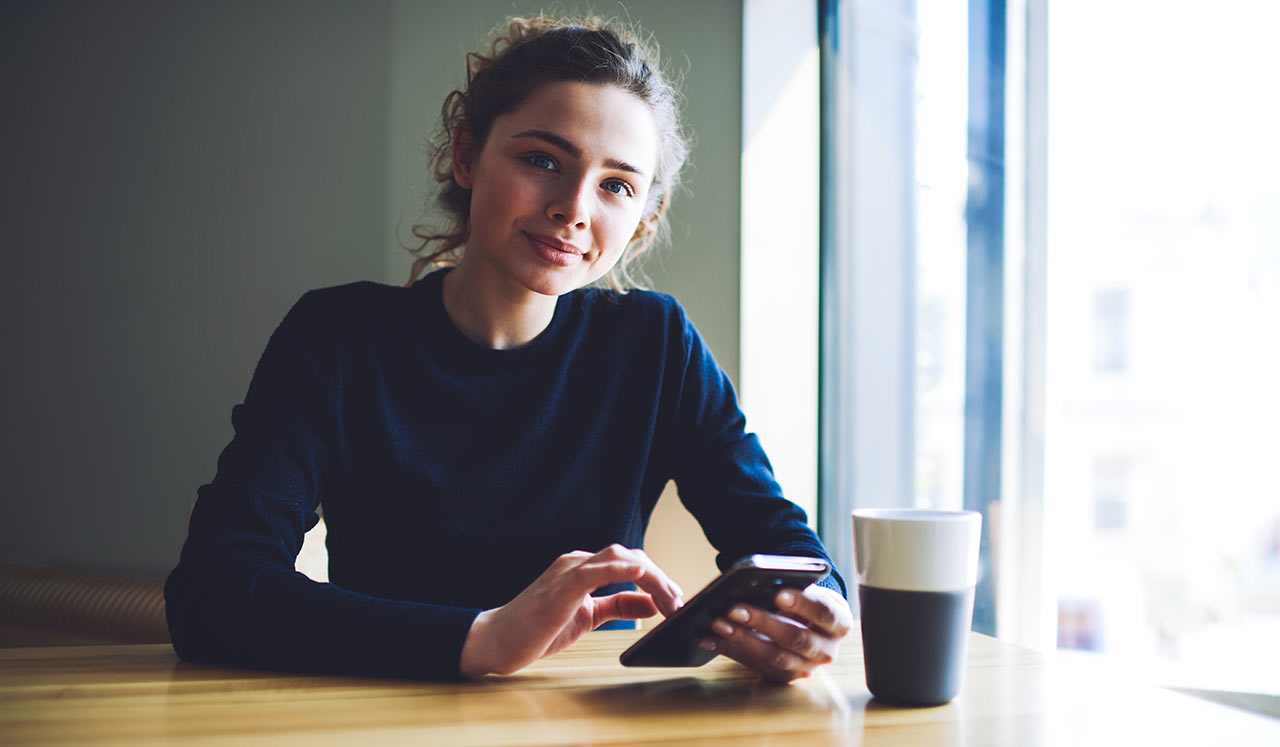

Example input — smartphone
[619,554,831,667]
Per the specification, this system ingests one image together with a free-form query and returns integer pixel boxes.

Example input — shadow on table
[573,675,830,714]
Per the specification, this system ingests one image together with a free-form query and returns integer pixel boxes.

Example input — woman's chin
[518,267,610,298]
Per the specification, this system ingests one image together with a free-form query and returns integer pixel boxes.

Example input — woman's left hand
[698,584,853,682]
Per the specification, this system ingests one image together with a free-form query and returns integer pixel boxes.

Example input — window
[811,0,1280,699]
[1092,289,1130,374]
[1044,0,1280,695]
[817,0,1014,637]
[1091,455,1131,532]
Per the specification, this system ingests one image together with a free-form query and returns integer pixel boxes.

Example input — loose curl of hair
[404,16,690,291]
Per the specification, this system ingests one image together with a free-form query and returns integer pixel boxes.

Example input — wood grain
[2,629,1277,745]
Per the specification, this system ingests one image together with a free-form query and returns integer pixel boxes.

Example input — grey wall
[2,0,392,576]
[0,0,742,579]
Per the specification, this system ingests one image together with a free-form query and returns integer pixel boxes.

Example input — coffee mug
[852,508,982,706]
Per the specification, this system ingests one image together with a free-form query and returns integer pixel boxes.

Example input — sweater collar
[415,267,575,368]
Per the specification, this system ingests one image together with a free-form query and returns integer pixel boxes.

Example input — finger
[592,545,684,615]
[548,550,594,572]
[571,558,680,618]
[726,604,835,665]
[708,618,811,682]
[572,558,648,592]
[602,545,684,603]
[706,624,803,680]
[591,591,659,627]
[775,586,852,638]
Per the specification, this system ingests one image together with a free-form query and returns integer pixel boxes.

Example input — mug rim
[852,508,980,522]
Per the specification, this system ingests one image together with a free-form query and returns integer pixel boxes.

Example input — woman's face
[452,81,659,298]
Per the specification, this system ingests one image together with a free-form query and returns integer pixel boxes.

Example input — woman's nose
[546,181,590,229]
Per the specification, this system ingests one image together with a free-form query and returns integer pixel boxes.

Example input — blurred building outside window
[1043,0,1280,695]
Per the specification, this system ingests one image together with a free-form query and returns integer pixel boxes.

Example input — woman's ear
[451,125,477,190]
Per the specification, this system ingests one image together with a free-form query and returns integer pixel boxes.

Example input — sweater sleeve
[164,291,480,679]
[667,308,847,598]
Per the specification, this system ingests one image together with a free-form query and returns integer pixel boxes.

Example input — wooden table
[2,628,1278,745]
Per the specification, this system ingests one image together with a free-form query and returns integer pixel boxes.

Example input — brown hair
[404,16,690,291]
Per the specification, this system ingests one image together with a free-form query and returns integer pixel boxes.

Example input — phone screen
[619,554,830,667]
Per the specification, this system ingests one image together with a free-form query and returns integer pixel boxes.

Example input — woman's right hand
[458,545,684,677]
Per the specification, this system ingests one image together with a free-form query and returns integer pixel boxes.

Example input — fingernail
[700,639,717,652]
[729,606,750,623]
[778,590,796,607]
[712,619,734,636]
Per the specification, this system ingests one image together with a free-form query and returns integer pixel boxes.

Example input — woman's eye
[603,180,635,197]
[526,153,556,171]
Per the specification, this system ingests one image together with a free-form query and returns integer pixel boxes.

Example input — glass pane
[914,0,969,512]
[1046,0,1280,694]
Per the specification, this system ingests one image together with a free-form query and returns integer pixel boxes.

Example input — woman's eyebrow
[510,129,648,177]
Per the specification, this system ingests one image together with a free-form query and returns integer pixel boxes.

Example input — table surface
[2,628,1278,746]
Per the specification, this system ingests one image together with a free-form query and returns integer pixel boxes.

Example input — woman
[165,16,851,681]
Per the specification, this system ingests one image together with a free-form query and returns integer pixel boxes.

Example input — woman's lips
[524,231,584,267]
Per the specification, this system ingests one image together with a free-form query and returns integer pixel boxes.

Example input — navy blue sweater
[165,268,843,679]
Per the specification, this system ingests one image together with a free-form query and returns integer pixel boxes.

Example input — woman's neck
[439,257,559,350]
